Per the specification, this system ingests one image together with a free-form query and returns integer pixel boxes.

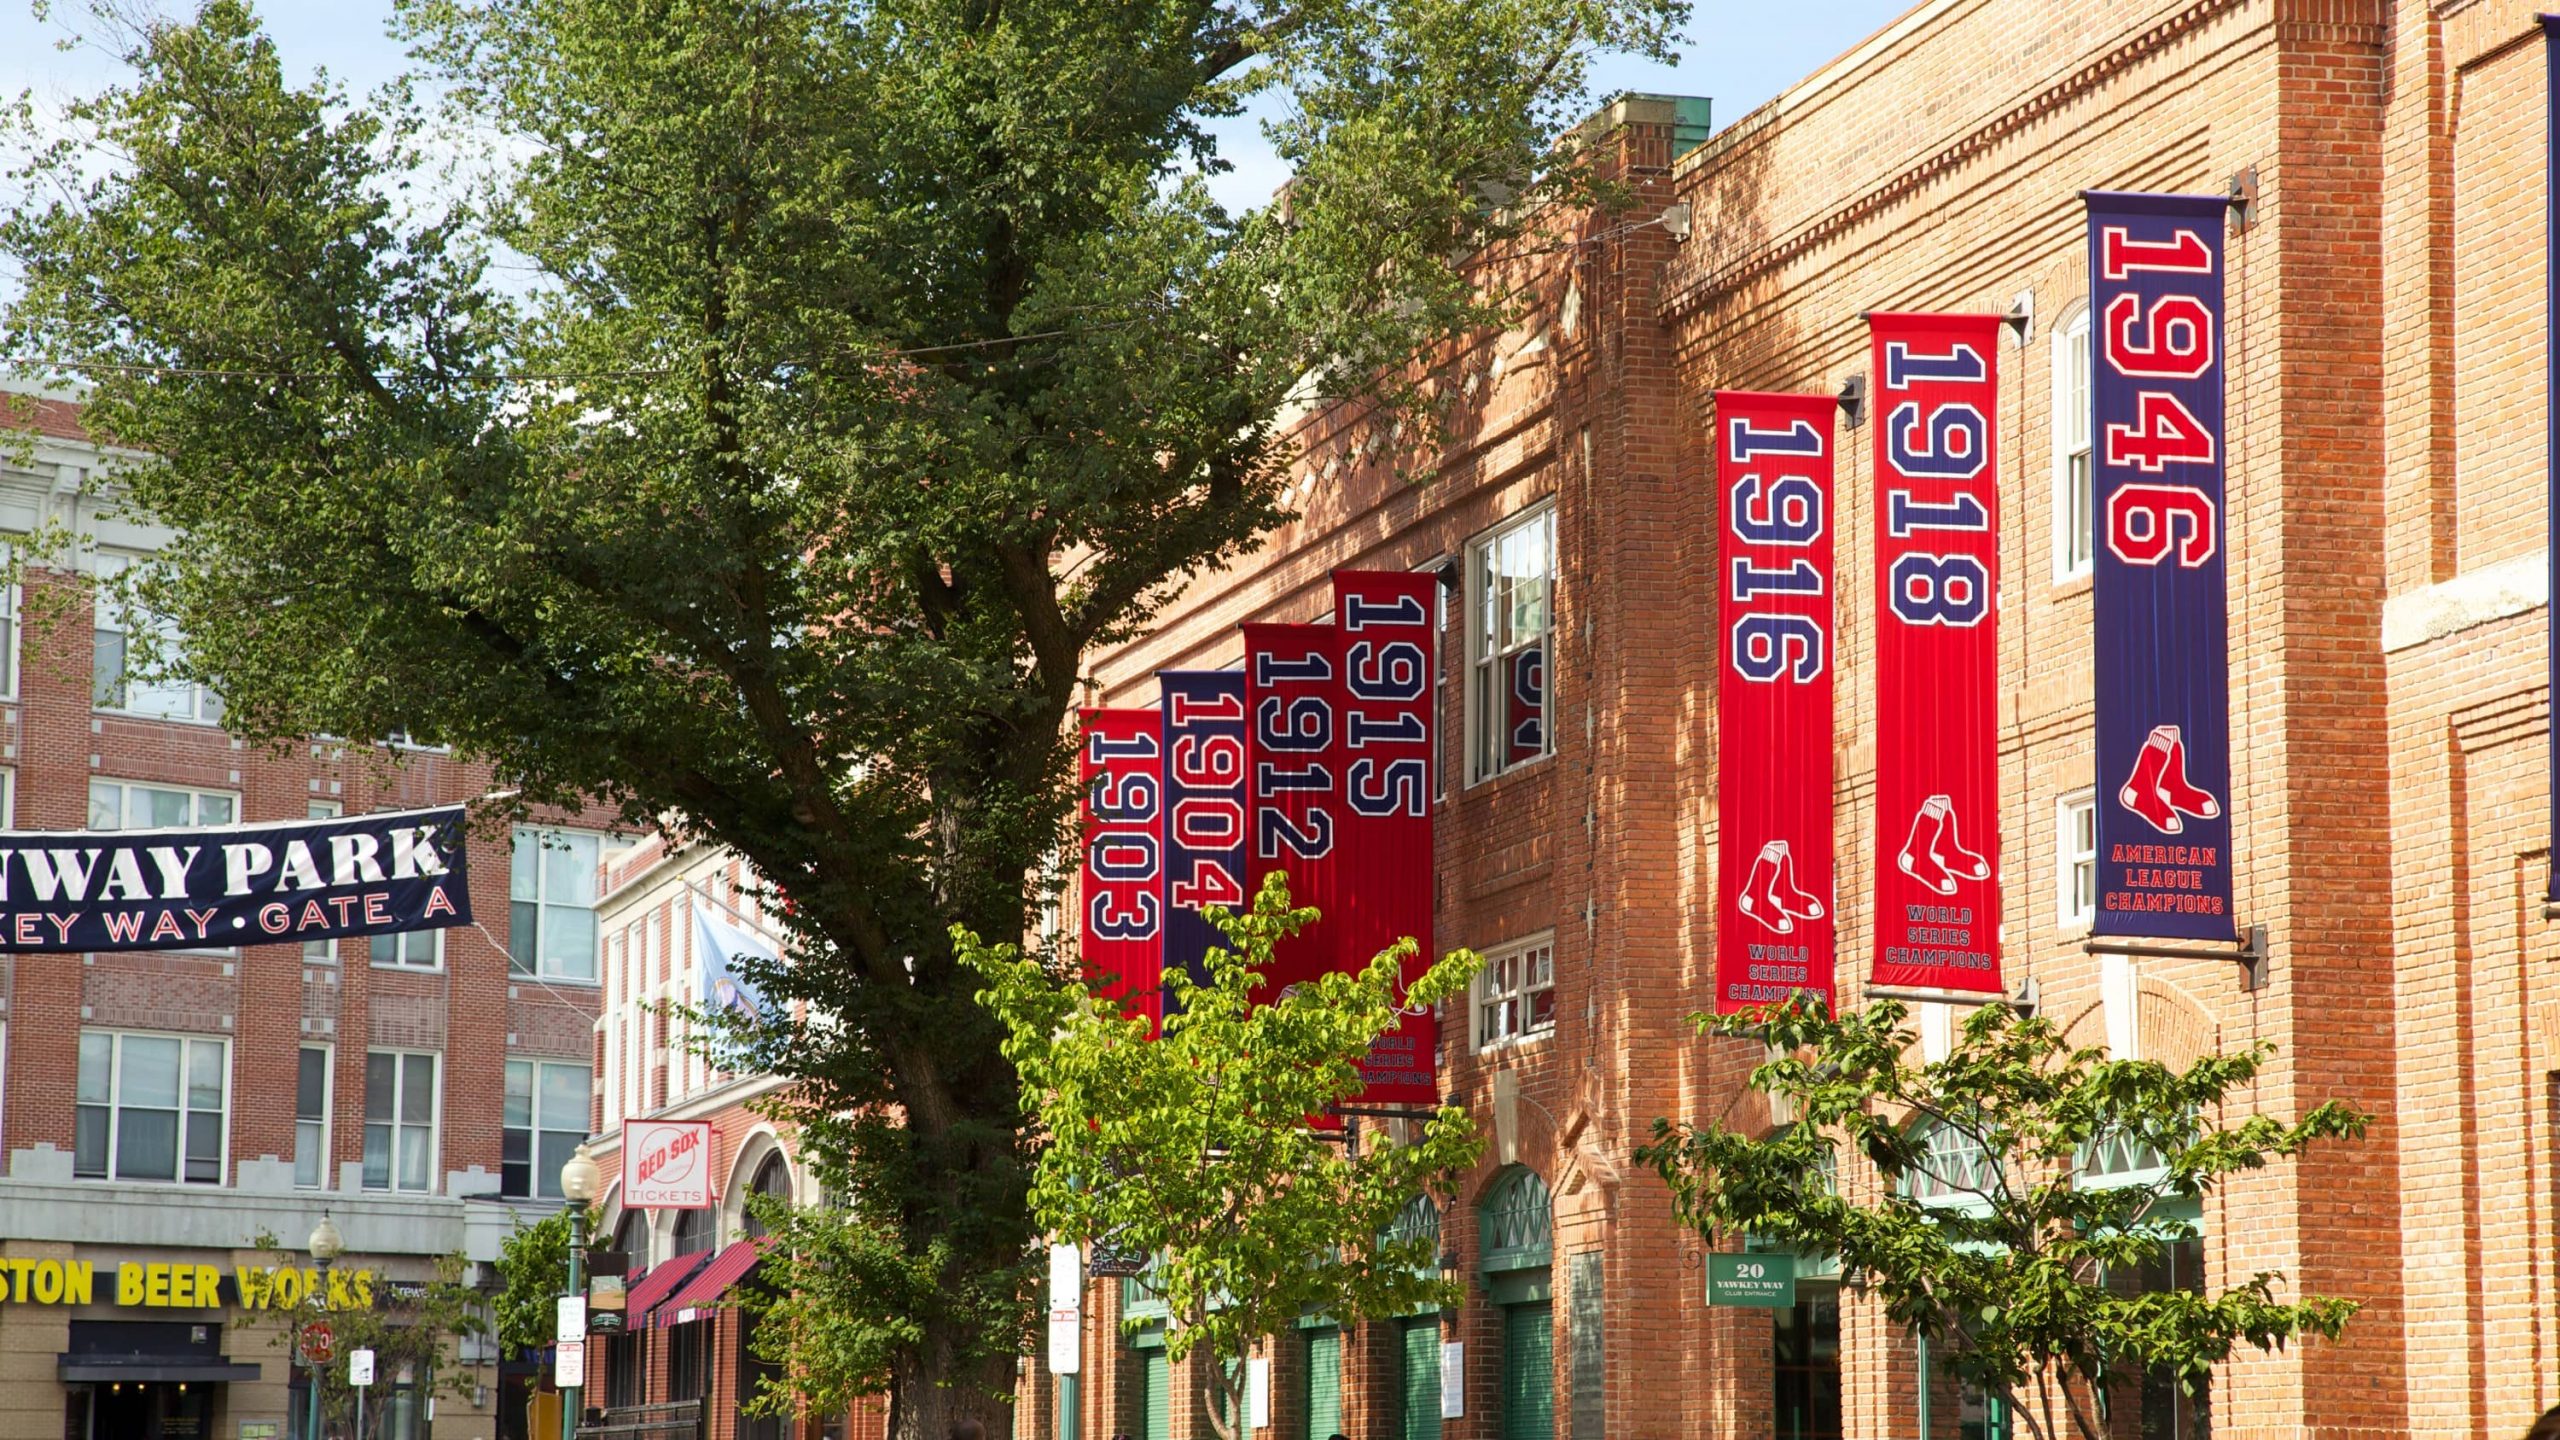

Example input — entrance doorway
[70,1380,215,1439]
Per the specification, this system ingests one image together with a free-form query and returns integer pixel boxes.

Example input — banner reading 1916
[2084,192,2236,941]
[1713,391,1838,1014]
[0,804,469,953]
[1331,569,1439,1102]
[1869,312,2004,995]
[1078,708,1165,1025]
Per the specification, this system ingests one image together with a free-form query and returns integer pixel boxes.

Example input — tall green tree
[1,0,1680,1429]
[1636,997,2370,1440]
[956,875,1481,1440]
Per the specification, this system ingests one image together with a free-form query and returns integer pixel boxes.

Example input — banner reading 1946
[0,804,469,953]
[2084,192,2236,942]
[1713,391,1839,1014]
[1078,708,1165,1025]
[1331,569,1439,1102]
[1869,312,2005,996]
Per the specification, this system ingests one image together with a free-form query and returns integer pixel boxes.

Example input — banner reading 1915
[1078,708,1165,1025]
[0,804,469,953]
[1331,569,1439,1102]
[1713,391,1838,1014]
[2084,192,2235,941]
[1869,312,2004,995]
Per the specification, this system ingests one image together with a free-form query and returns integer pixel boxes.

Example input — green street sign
[1706,1252,1797,1308]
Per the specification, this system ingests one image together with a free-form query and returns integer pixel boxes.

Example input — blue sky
[2,0,1914,215]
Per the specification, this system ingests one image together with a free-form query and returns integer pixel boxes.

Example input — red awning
[622,1250,712,1323]
[652,1238,768,1328]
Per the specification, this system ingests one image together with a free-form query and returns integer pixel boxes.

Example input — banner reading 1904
[1078,708,1165,1025]
[1869,312,2004,996]
[1713,391,1839,1014]
[2084,192,2235,941]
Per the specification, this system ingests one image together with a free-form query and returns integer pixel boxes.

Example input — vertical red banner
[1078,708,1165,1026]
[1869,313,2004,996]
[1244,623,1347,1000]
[1332,570,1439,1103]
[1713,392,1839,1014]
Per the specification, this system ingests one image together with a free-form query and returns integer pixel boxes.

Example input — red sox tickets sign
[1869,312,2005,996]
[620,1118,713,1209]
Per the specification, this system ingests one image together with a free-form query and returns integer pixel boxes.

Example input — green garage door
[1501,1302,1554,1440]
[1399,1317,1442,1440]
[1138,1349,1171,1440]
[1303,1328,1342,1439]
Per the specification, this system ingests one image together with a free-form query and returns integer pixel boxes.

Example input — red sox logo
[1896,795,1989,897]
[1737,839,1824,934]
[2116,723,2220,834]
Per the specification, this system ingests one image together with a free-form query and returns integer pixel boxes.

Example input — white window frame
[362,1049,441,1194]
[90,552,224,724]
[1465,505,1557,786]
[2051,303,2095,583]
[0,768,14,826]
[1472,931,1557,1052]
[304,800,341,965]
[89,781,239,954]
[75,1030,230,1186]
[503,1058,593,1200]
[296,1044,333,1189]
[0,555,20,704]
[2057,790,2097,931]
[370,926,445,972]
[510,826,604,983]
[1414,555,1455,805]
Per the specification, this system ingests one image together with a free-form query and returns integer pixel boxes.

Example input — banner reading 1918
[1078,708,1165,1025]
[1869,312,2004,995]
[1713,391,1839,1014]
[1159,670,1248,994]
[0,804,469,952]
[1244,622,1346,998]
[1331,569,1439,1102]
[2084,192,2236,941]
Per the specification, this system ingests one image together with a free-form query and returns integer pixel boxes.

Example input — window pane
[402,1055,435,1124]
[545,832,601,904]
[511,829,539,901]
[86,782,120,831]
[198,793,233,826]
[144,786,190,830]
[75,1106,108,1176]
[78,1034,112,1104]
[511,903,538,974]
[120,1037,180,1108]
[90,628,125,709]
[547,905,597,979]
[296,1120,325,1189]
[116,1108,178,1181]
[538,1130,581,1200]
[188,1041,224,1110]
[542,1064,591,1126]
[505,1061,533,1127]
[363,1123,392,1189]
[372,933,396,966]
[185,1110,222,1183]
[298,1049,328,1119]
[502,1129,531,1197]
[366,1053,396,1120]
[398,1125,431,1191]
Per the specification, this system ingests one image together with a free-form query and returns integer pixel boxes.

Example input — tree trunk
[888,1337,1016,1440]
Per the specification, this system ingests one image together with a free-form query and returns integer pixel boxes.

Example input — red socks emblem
[2117,723,2220,834]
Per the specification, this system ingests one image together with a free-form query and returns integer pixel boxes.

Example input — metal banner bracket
[2082,923,2267,992]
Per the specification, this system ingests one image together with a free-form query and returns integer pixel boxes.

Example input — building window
[304,802,341,964]
[743,1151,793,1239]
[363,1051,438,1193]
[671,1205,718,1258]
[90,778,235,831]
[511,828,601,981]
[296,1046,331,1189]
[74,1031,227,1184]
[2053,304,2094,581]
[1905,1122,2000,1214]
[2058,791,2096,929]
[1474,933,1556,1050]
[1467,506,1554,784]
[91,554,223,723]
[372,928,441,969]
[503,1060,592,1199]
[0,567,18,701]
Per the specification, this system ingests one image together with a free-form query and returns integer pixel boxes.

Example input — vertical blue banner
[1160,670,1249,994]
[2086,191,2237,941]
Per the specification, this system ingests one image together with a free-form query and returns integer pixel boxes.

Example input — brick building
[1033,2,2555,1438]
[0,392,617,1439]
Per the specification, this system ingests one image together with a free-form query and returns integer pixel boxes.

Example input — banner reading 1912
[1869,312,2004,995]
[0,804,469,952]
[1159,670,1248,993]
[1244,622,1346,998]
[2084,192,2236,941]
[1331,569,1439,1102]
[1713,391,1838,1014]
[1078,708,1165,1025]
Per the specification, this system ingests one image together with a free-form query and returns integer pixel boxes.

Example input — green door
[1303,1328,1342,1439]
[1399,1317,1442,1440]
[1500,1302,1554,1440]
[1138,1349,1171,1440]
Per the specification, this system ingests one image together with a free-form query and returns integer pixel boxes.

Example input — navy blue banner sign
[1160,669,1249,991]
[0,804,470,952]
[2085,191,2236,941]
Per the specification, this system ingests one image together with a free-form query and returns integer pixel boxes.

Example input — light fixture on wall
[2003,291,2034,347]
[1836,373,1868,430]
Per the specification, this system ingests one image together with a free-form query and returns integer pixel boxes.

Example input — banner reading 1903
[1713,391,1839,1014]
[1869,312,2004,996]
[2084,192,2235,941]
[1078,708,1165,1025]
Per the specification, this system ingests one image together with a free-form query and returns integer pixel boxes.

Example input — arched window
[1476,1166,1551,1273]
[671,1203,717,1258]
[2051,300,2095,581]
[612,1210,646,1269]
[1903,1121,2000,1213]
[742,1152,792,1239]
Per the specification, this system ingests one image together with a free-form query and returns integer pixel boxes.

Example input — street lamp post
[558,1145,602,1440]
[305,1212,343,1440]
